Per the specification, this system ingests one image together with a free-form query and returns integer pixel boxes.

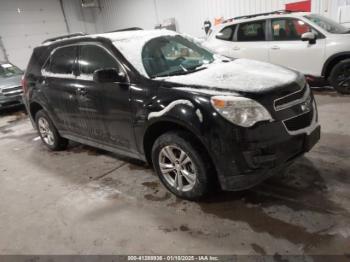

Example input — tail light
[21,75,28,92]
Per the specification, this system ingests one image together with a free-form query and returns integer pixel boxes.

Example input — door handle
[77,87,88,96]
[233,46,240,51]
[271,46,280,50]
[39,79,48,86]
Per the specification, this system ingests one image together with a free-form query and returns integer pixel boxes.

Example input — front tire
[35,110,68,151]
[152,131,213,200]
[329,59,350,94]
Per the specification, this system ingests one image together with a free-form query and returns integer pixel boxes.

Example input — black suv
[23,30,320,200]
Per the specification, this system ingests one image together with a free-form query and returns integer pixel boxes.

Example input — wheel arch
[29,101,44,121]
[322,52,350,79]
[143,120,213,170]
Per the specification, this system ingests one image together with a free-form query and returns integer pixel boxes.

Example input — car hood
[0,75,22,89]
[156,59,303,94]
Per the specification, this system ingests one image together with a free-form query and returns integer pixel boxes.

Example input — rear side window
[271,18,315,41]
[237,20,266,42]
[78,45,119,76]
[48,46,77,75]
[216,25,236,41]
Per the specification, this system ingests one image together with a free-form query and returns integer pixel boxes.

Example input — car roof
[41,29,178,47]
[215,11,311,30]
[93,29,178,43]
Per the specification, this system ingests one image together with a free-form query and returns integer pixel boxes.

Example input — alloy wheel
[38,117,55,146]
[158,145,197,192]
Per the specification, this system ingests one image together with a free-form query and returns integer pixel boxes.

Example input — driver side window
[78,45,120,79]
[271,18,318,41]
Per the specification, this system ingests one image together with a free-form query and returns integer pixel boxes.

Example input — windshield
[142,35,215,78]
[0,63,23,78]
[305,14,349,34]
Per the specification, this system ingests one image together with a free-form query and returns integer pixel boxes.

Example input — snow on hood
[110,29,178,76]
[157,59,302,93]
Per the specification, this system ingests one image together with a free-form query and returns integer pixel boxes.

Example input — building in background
[0,0,350,69]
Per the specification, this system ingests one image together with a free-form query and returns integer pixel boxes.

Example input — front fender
[146,99,205,136]
[322,51,350,77]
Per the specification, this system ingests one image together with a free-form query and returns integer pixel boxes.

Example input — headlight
[211,96,273,127]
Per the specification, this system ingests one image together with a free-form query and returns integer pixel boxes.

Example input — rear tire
[151,131,213,200]
[35,110,68,151]
[329,59,350,94]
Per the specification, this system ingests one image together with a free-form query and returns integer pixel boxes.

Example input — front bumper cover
[220,124,320,191]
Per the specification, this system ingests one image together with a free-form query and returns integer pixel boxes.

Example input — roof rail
[233,9,298,20]
[107,27,143,33]
[42,33,87,44]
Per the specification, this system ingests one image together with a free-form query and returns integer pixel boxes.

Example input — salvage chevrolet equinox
[23,29,321,200]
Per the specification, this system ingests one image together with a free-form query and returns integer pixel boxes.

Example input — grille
[274,85,309,111]
[284,110,314,132]
[2,86,23,97]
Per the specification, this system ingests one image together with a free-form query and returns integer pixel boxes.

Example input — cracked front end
[205,84,320,191]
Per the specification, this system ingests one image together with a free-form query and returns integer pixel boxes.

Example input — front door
[75,44,135,152]
[268,18,326,76]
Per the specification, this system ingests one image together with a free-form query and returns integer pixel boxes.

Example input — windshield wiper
[152,64,208,78]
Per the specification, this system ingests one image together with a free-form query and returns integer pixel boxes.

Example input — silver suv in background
[0,62,23,109]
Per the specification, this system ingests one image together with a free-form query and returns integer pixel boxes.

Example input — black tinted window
[49,46,77,74]
[216,25,236,41]
[237,20,266,42]
[79,45,119,75]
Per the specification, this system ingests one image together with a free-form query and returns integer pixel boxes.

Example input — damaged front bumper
[208,90,320,191]
[221,124,320,191]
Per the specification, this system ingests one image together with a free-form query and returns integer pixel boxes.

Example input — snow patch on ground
[148,100,194,120]
[157,59,300,93]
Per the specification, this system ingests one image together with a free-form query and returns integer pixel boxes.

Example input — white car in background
[204,10,350,94]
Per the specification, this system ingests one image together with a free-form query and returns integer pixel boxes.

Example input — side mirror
[301,32,316,44]
[93,68,127,83]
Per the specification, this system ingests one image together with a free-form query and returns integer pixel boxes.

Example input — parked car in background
[0,62,24,109]
[23,30,320,200]
[204,10,350,94]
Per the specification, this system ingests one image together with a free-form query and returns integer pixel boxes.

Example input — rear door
[231,19,269,62]
[268,18,326,76]
[75,44,135,151]
[41,45,81,134]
